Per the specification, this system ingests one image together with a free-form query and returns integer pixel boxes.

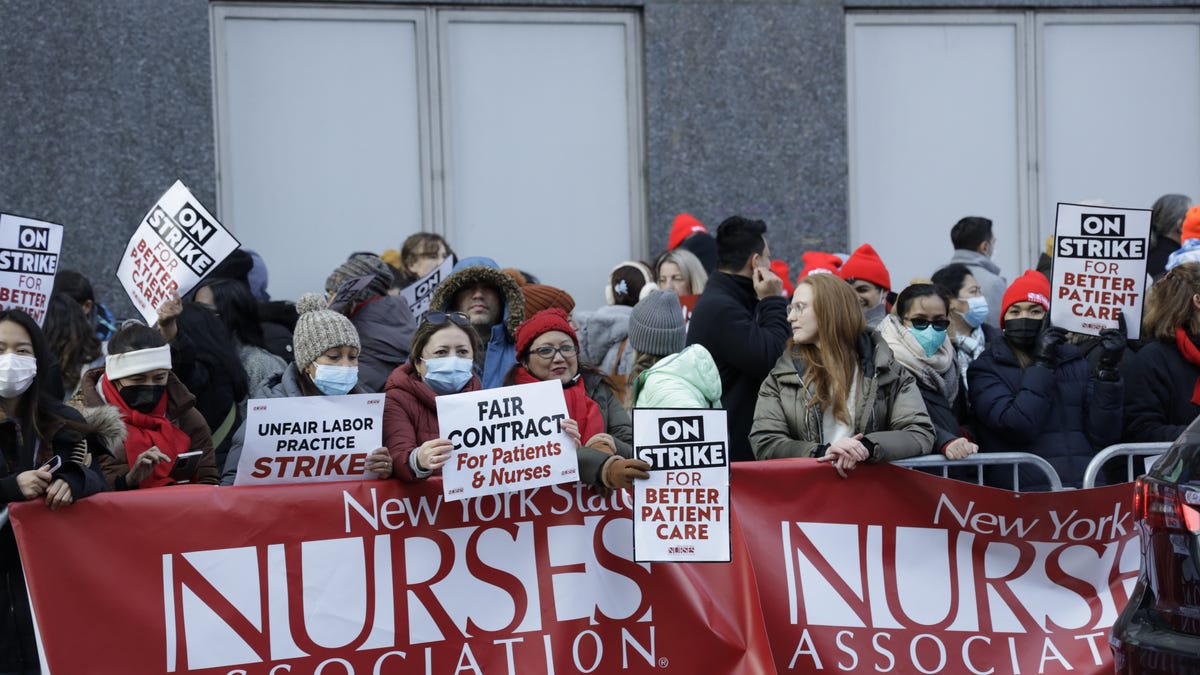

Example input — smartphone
[169,451,203,484]
[38,455,62,476]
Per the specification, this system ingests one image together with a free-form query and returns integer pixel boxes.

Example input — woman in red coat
[383,312,483,481]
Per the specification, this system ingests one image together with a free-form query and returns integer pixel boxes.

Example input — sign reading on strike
[400,255,454,322]
[1050,202,1151,338]
[436,379,578,501]
[0,213,62,325]
[633,408,730,562]
[117,181,240,324]
[234,393,384,486]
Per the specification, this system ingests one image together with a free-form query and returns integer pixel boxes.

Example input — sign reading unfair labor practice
[117,181,241,323]
[633,408,730,562]
[0,213,62,325]
[234,393,384,485]
[1050,203,1150,338]
[436,379,578,501]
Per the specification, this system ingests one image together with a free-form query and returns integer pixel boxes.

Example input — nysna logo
[161,489,654,672]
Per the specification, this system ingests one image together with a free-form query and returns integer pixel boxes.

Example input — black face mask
[1004,317,1041,350]
[120,384,166,414]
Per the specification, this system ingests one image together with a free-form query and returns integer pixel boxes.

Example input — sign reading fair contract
[1051,202,1151,338]
[117,181,240,324]
[633,408,730,562]
[0,213,62,325]
[400,255,454,321]
[437,379,577,501]
[234,393,383,486]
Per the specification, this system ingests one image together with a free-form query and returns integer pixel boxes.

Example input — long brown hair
[790,274,865,425]
[1144,262,1200,339]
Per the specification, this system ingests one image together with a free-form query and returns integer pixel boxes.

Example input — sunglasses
[424,311,470,328]
[907,318,951,332]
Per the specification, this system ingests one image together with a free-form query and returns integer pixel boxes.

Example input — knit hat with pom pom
[293,293,361,370]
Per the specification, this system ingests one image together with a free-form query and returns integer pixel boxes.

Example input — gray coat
[948,249,1007,327]
[750,332,935,461]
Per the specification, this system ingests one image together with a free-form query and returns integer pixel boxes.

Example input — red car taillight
[1135,478,1200,534]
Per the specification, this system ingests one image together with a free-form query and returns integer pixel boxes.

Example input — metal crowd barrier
[894,452,1063,492]
[1080,442,1173,489]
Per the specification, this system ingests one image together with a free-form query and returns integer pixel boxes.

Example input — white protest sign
[400,256,454,321]
[117,181,241,324]
[0,214,62,325]
[632,408,730,563]
[234,393,384,486]
[436,379,578,501]
[1050,203,1151,339]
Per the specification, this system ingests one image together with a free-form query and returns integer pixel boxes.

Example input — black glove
[1034,315,1067,368]
[1097,311,1127,372]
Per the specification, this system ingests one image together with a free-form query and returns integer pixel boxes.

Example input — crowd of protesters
[2,197,1200,671]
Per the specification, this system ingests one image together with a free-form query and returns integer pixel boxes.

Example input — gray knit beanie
[628,289,686,356]
[293,293,362,370]
[324,254,394,303]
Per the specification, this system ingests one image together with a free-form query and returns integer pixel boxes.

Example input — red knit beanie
[838,244,891,291]
[1183,204,1200,243]
[1000,269,1051,327]
[796,251,842,280]
[515,308,578,358]
[668,213,708,250]
[770,260,794,296]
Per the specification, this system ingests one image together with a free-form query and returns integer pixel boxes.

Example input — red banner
[734,461,1137,675]
[11,462,1137,675]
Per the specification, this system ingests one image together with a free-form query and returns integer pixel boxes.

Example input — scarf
[101,374,192,488]
[1174,327,1200,406]
[514,367,605,441]
[878,315,959,402]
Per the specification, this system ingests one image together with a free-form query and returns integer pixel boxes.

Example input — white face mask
[0,353,37,399]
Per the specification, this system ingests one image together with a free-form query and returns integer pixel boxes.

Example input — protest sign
[679,293,699,332]
[400,255,454,321]
[0,213,62,325]
[234,392,384,486]
[117,181,241,324]
[1050,203,1150,338]
[437,379,578,501]
[633,408,730,562]
[327,274,374,309]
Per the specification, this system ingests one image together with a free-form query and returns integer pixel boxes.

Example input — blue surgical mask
[422,357,474,395]
[908,325,947,357]
[311,364,358,396]
[961,296,988,328]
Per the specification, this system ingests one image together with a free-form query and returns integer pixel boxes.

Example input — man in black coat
[686,216,790,461]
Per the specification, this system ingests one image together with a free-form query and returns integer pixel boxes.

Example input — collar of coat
[769,331,901,387]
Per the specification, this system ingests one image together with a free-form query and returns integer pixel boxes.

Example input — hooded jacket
[383,361,483,481]
[948,249,1007,327]
[967,337,1122,490]
[750,332,935,461]
[632,344,723,409]
[574,305,635,377]
[349,294,416,393]
[429,263,526,389]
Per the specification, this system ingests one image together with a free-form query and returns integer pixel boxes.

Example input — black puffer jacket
[968,338,1123,490]
[1121,336,1200,443]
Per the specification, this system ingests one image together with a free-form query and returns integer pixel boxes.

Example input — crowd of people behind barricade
[3,199,1200,671]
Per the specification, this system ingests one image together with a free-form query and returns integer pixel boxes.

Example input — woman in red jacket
[383,311,484,481]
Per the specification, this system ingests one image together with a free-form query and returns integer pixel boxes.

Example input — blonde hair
[655,248,708,295]
[1144,262,1200,340]
[791,274,866,425]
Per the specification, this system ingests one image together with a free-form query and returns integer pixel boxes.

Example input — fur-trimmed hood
[429,263,526,339]
[71,404,128,456]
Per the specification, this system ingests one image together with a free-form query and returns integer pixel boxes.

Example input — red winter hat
[838,244,891,291]
[668,213,708,250]
[796,251,842,280]
[1183,204,1200,243]
[515,308,578,358]
[770,260,794,297]
[1000,269,1051,327]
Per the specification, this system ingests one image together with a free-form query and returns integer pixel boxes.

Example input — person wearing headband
[79,321,219,489]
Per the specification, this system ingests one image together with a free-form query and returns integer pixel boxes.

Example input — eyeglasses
[788,302,809,315]
[530,344,577,360]
[906,318,951,332]
[425,311,470,328]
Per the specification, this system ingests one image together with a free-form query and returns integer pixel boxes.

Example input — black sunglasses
[425,311,470,328]
[907,318,951,332]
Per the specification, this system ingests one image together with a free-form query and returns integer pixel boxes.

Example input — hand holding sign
[364,447,393,479]
[415,438,455,472]
[156,289,183,341]
[1097,311,1127,379]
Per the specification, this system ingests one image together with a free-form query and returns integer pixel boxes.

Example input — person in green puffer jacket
[627,289,722,409]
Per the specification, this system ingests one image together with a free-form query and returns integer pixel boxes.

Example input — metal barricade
[1081,442,1173,489]
[894,452,1063,492]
